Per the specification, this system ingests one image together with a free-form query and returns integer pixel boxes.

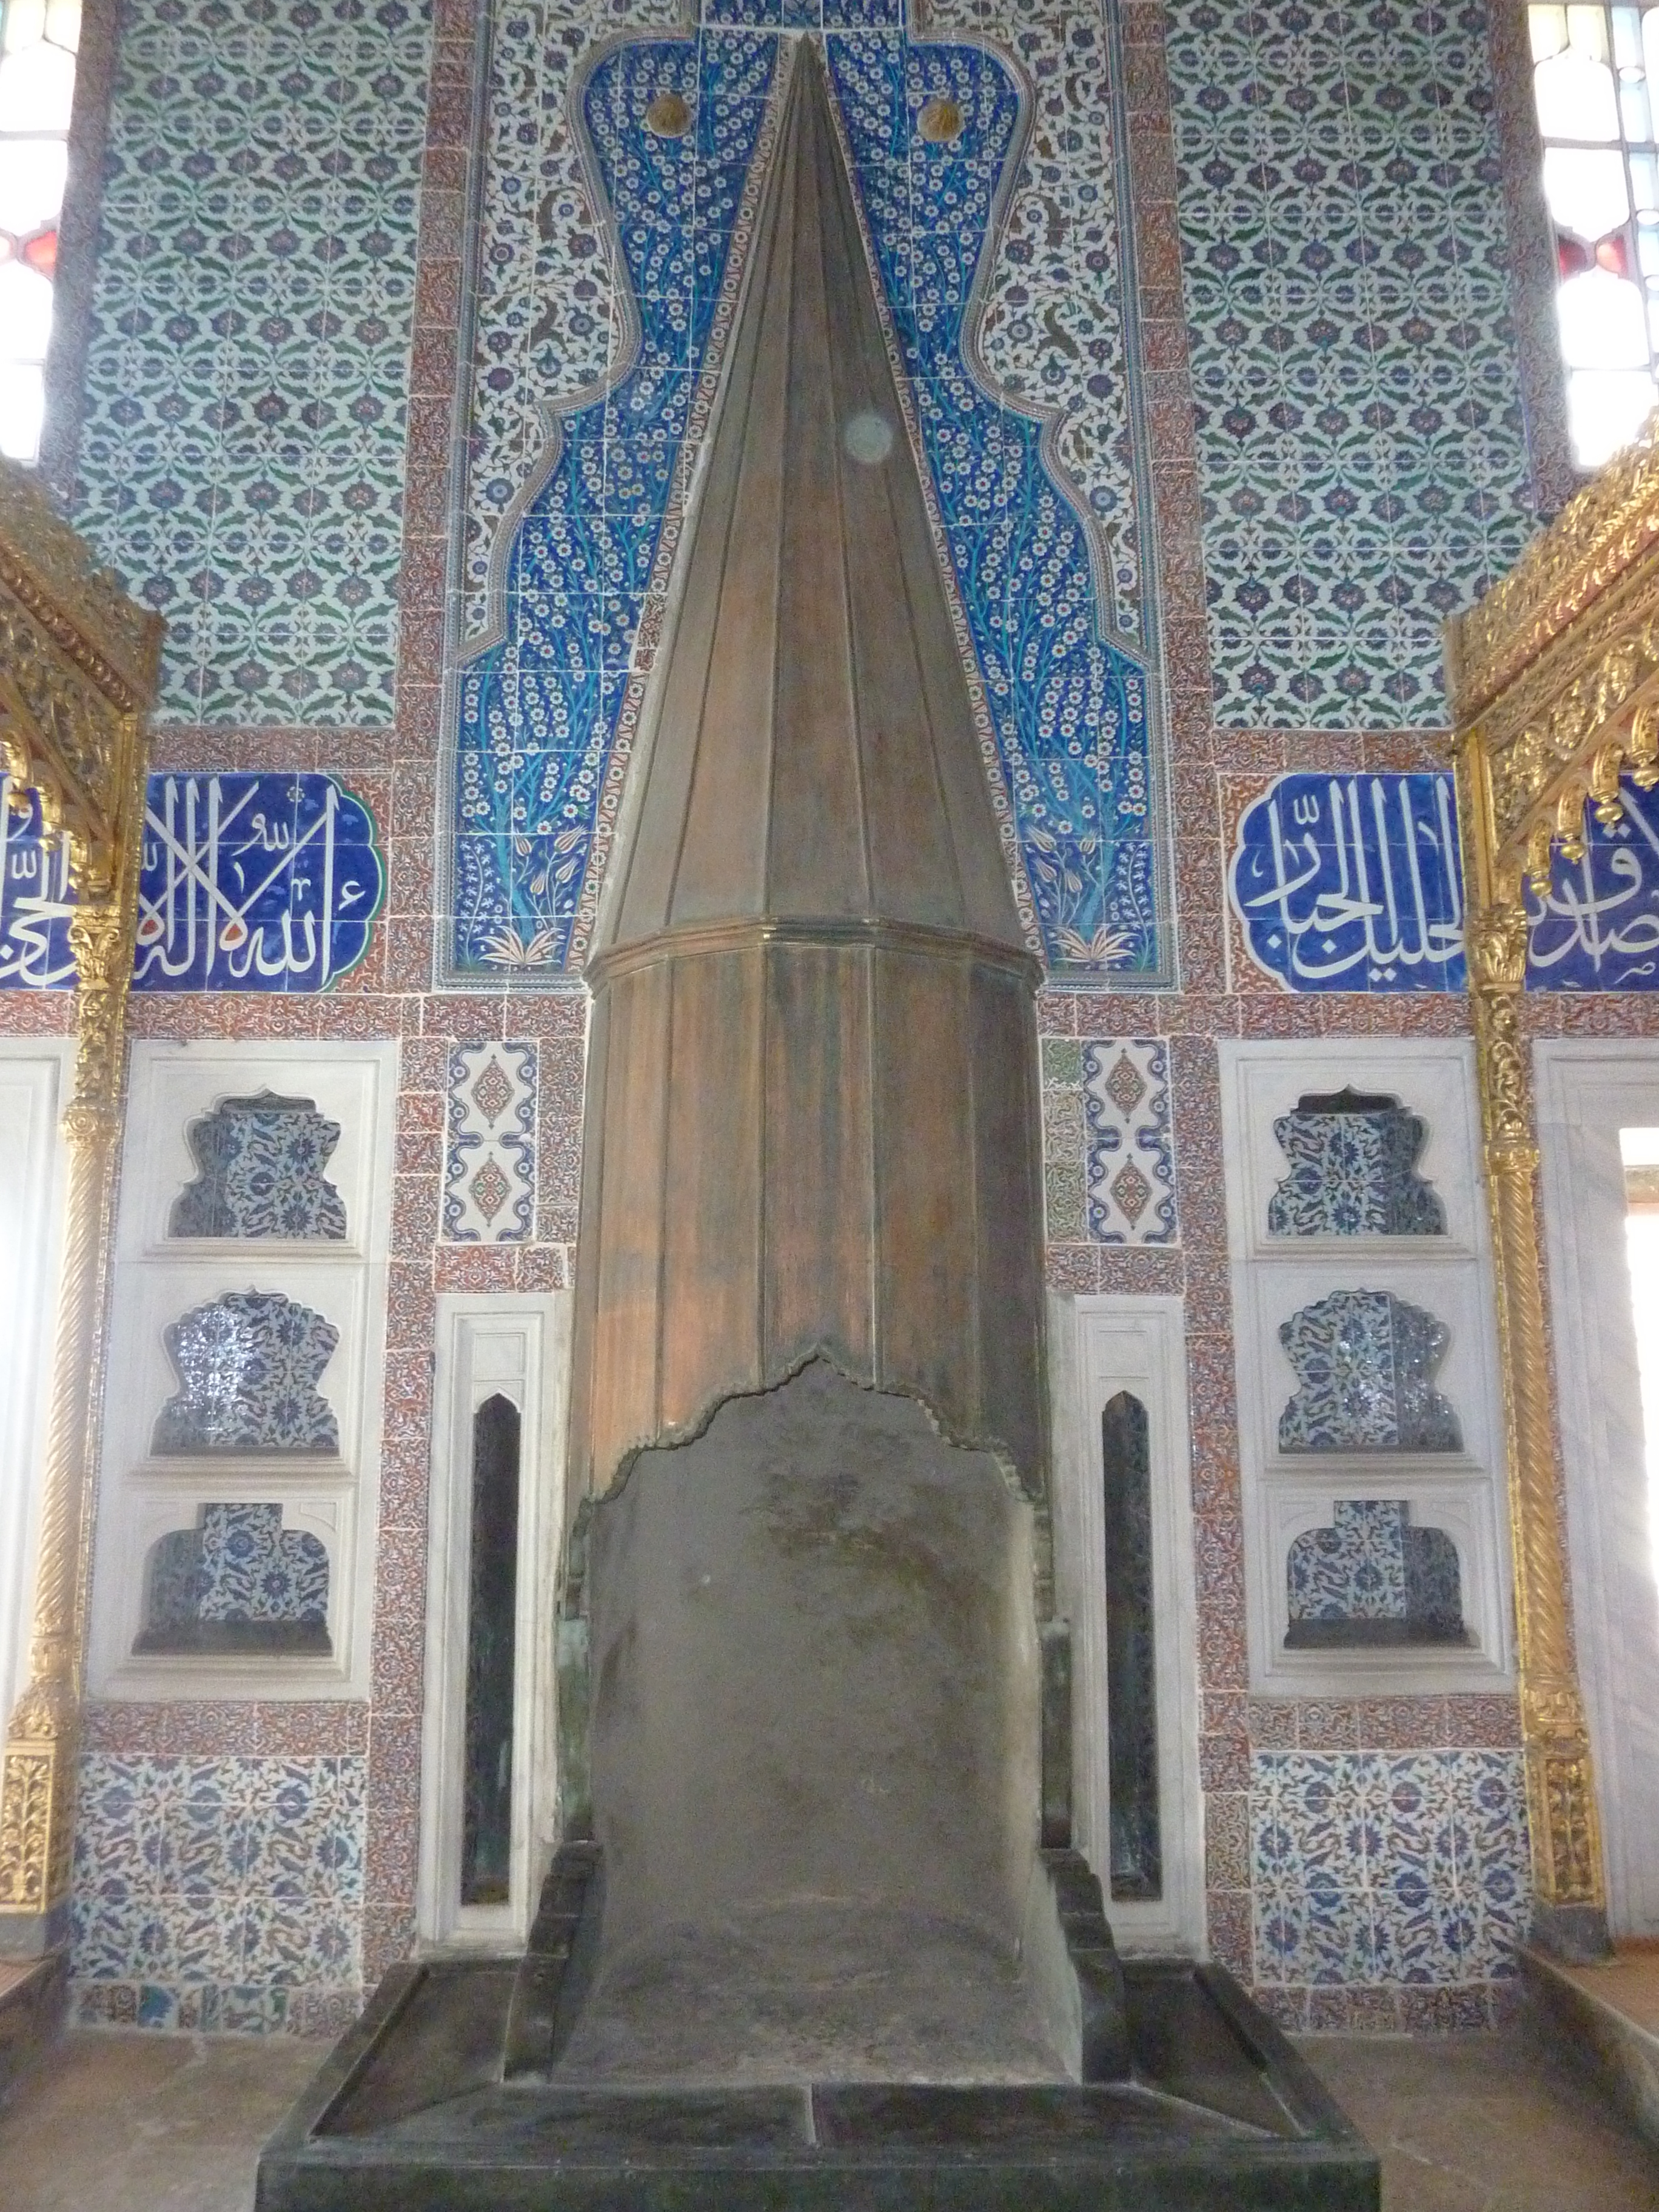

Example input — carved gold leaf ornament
[0,460,158,1925]
[1438,426,1659,1942]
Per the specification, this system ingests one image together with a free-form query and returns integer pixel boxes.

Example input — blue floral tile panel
[1253,1748,1528,1989]
[138,1503,331,1655]
[1081,1037,1178,1244]
[72,1753,365,2017]
[1285,1499,1466,1647]
[1165,0,1537,728]
[451,14,1171,985]
[1269,1088,1446,1238]
[1230,770,1659,994]
[72,0,435,725]
[443,1041,538,1242]
[153,1291,340,1455]
[1278,1288,1462,1454]
[170,1093,347,1239]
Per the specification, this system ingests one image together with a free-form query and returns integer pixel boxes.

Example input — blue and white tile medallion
[443,1041,538,1242]
[0,773,384,993]
[1081,1037,1177,1244]
[73,0,435,725]
[1253,1748,1528,1989]
[1278,1288,1463,1455]
[449,3,1171,986]
[1231,770,1659,994]
[171,1093,349,1240]
[153,1291,341,1455]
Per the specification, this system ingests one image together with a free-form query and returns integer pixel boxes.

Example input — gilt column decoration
[1461,869,1606,1953]
[1441,421,1659,1962]
[0,462,158,1947]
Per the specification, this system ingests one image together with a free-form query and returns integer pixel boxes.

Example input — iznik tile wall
[171,1094,349,1240]
[154,1291,341,1455]
[72,1754,365,2034]
[1165,0,1537,726]
[72,0,435,723]
[1252,1748,1527,1993]
[1278,1288,1463,1454]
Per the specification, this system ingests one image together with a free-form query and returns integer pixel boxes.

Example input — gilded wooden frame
[0,461,158,1947]
[1444,420,1659,1959]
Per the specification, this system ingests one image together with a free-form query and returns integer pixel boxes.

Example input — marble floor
[0,2021,1654,2210]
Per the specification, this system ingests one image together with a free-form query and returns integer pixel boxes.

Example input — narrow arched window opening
[461,1392,521,1907]
[1102,1390,1162,1902]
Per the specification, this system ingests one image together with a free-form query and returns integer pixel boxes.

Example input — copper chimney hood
[524,41,1119,2089]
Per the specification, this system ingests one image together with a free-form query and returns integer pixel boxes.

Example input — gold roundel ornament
[917,96,964,144]
[645,90,692,138]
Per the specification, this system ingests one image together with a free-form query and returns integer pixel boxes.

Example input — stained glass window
[1530,4,1659,465]
[0,0,76,463]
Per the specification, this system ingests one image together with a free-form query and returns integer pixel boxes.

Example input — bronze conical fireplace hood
[566,38,1044,1508]
[535,41,1114,2088]
[261,40,1379,2205]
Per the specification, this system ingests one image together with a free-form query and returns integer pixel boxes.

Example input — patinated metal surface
[568,42,1045,1515]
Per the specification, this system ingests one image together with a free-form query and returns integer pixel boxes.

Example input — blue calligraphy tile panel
[1231,773,1466,993]
[1165,0,1536,727]
[72,0,434,725]
[1230,770,1659,994]
[0,777,74,987]
[451,8,1170,984]
[0,772,384,993]
[136,774,383,993]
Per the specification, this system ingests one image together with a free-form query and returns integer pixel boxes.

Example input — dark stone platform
[255,1956,1379,2210]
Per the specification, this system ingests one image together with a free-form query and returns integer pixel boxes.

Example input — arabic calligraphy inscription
[1230,771,1659,994]
[0,773,383,992]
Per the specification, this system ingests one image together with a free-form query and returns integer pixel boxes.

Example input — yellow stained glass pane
[1532,5,1569,62]
[1,0,43,56]
[0,39,71,132]
[1569,2,1613,62]
[1536,47,1623,138]
[42,0,77,52]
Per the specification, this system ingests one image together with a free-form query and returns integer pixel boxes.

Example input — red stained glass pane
[21,226,52,275]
